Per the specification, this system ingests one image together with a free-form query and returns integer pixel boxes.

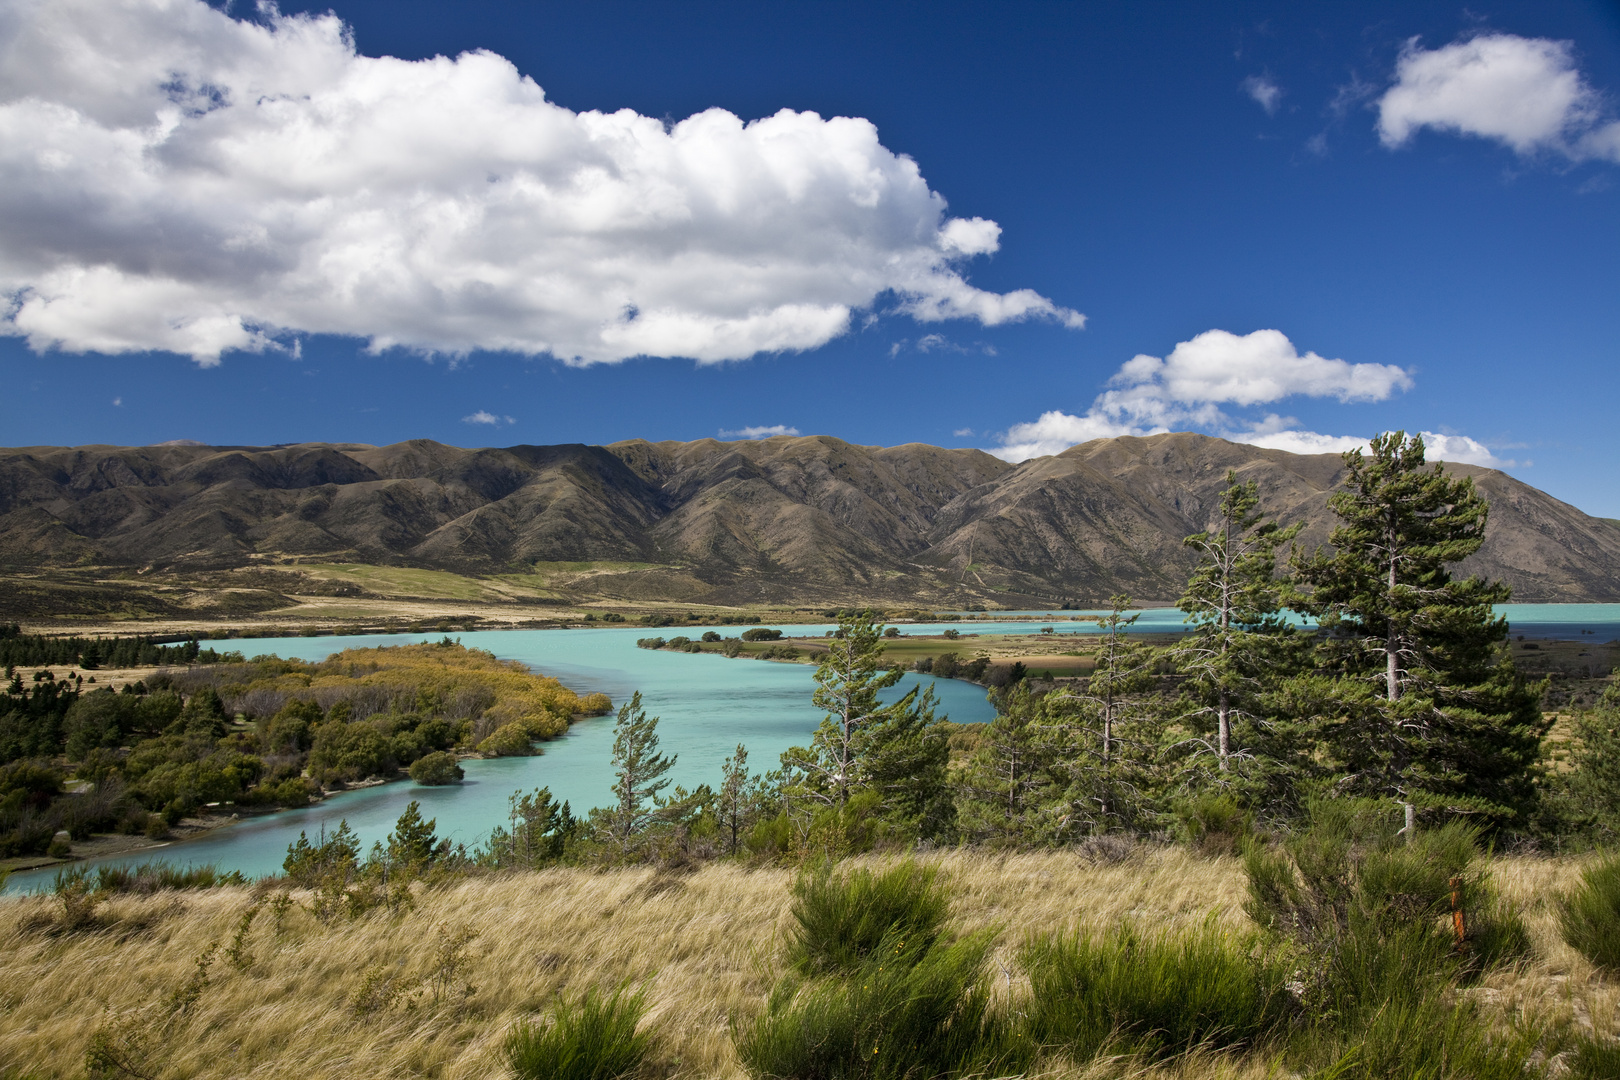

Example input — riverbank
[0,809,248,874]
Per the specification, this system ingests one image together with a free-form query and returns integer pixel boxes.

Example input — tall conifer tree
[955,681,1069,845]
[1293,432,1546,834]
[599,691,676,848]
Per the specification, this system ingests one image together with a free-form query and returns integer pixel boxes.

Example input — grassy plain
[1,849,1609,1080]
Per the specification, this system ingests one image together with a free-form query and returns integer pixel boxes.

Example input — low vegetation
[1558,852,1620,972]
[504,984,651,1080]
[1,639,609,860]
[1,847,1614,1079]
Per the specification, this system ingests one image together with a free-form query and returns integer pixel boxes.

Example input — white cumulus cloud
[989,328,1511,469]
[0,0,1081,367]
[462,410,513,425]
[1377,34,1620,162]
[1238,427,1511,467]
[719,424,799,439]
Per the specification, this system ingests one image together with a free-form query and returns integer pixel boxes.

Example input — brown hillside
[1,433,1616,604]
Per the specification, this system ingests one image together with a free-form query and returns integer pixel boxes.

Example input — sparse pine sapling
[1168,472,1307,803]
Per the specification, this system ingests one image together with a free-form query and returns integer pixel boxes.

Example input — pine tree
[954,681,1069,845]
[175,687,227,737]
[386,800,441,868]
[1294,431,1546,834]
[717,743,750,855]
[1168,472,1306,799]
[600,691,676,848]
[800,611,905,808]
[485,787,576,868]
[782,610,948,838]
[1046,596,1165,836]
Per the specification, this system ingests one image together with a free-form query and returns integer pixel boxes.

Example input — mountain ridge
[2,432,1617,606]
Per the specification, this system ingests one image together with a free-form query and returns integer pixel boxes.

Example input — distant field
[299,563,511,601]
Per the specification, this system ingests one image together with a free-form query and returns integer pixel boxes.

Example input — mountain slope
[1,433,1615,604]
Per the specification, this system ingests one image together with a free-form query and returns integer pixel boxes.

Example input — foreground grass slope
[2,849,1612,1079]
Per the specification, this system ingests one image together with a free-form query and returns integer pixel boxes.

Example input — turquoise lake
[7,603,1617,892]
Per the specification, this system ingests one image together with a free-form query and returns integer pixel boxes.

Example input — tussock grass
[82,861,245,894]
[741,860,1026,1079]
[505,983,652,1080]
[1568,1032,1620,1079]
[1022,919,1291,1062]
[735,927,1029,1080]
[785,859,950,975]
[0,848,1610,1079]
[1558,852,1620,972]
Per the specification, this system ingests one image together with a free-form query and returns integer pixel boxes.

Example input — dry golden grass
[0,849,1607,1080]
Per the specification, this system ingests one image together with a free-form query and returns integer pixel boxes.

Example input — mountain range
[3,432,1619,606]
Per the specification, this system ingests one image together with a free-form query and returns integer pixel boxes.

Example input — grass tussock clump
[1567,1033,1620,1080]
[785,860,950,975]
[736,859,1031,1080]
[1557,852,1620,973]
[735,929,1027,1080]
[1022,919,1291,1062]
[504,983,651,1080]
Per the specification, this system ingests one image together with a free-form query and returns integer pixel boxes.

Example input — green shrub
[307,719,394,782]
[785,860,950,975]
[1467,895,1534,972]
[92,860,244,893]
[1296,978,1540,1080]
[1023,919,1290,1061]
[1557,852,1620,972]
[1243,798,1544,1080]
[505,984,651,1080]
[734,928,1027,1080]
[1177,792,1253,856]
[578,693,613,716]
[409,751,464,785]
[1242,800,1516,965]
[744,813,792,858]
[478,721,537,757]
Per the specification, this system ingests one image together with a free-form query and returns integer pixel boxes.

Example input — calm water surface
[6,623,994,890]
[8,604,1614,891]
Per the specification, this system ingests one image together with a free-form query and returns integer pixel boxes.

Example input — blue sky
[2,1,1619,512]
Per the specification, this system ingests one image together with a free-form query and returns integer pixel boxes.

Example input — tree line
[0,627,226,670]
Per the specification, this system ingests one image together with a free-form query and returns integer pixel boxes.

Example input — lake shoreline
[8,611,1612,892]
